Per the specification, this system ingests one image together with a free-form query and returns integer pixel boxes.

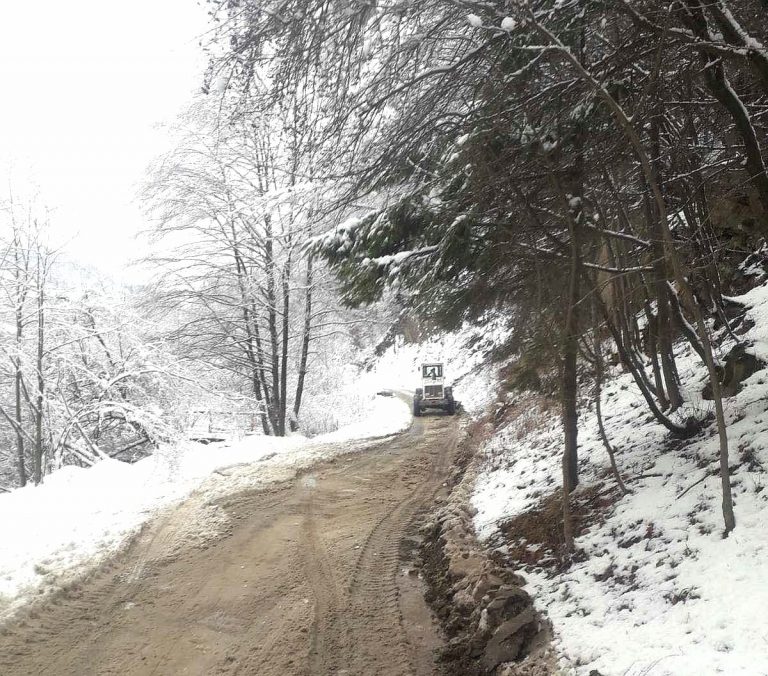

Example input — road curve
[0,413,459,676]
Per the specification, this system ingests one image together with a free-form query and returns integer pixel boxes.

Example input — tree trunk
[644,301,668,411]
[707,1,768,96]
[264,217,282,435]
[279,252,292,436]
[232,237,272,435]
[292,254,314,431]
[667,283,707,362]
[703,61,768,212]
[562,212,580,496]
[694,311,737,533]
[597,297,691,436]
[33,267,45,485]
[14,312,26,487]
[594,332,629,495]
[655,284,682,410]
[680,1,768,211]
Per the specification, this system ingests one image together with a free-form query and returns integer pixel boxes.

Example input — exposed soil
[417,414,555,676]
[0,415,459,676]
[495,483,622,571]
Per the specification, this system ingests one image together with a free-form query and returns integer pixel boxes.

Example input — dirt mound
[417,418,555,675]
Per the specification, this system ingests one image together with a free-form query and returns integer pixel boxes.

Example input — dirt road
[0,414,458,676]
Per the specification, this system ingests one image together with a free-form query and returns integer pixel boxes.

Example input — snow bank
[312,393,410,443]
[471,289,768,675]
[0,393,409,620]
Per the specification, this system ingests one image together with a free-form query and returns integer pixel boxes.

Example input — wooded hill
[205,0,768,544]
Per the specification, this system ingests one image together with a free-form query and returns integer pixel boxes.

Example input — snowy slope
[0,393,409,621]
[471,288,768,675]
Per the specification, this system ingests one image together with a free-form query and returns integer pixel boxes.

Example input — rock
[485,586,532,627]
[722,344,763,396]
[453,588,475,610]
[418,428,548,676]
[471,573,504,603]
[712,297,747,330]
[478,607,489,633]
[419,521,437,535]
[734,316,756,336]
[448,552,485,580]
[451,576,472,593]
[482,607,537,671]
[500,568,528,587]
[703,343,764,399]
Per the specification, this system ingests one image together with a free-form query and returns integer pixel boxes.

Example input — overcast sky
[0,0,209,280]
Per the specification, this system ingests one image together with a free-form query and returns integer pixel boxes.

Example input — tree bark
[562,210,580,495]
[529,15,735,529]
[594,332,629,495]
[13,232,28,487]
[264,216,282,435]
[597,296,691,436]
[279,251,292,436]
[647,119,683,410]
[14,298,26,487]
[234,245,272,435]
[679,1,768,211]
[704,61,768,212]
[707,1,768,95]
[644,301,668,411]
[293,254,314,430]
[33,260,45,485]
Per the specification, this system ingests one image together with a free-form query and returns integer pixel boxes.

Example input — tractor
[413,362,456,416]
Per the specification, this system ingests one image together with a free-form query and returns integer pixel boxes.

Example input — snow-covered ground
[471,287,768,675]
[0,392,410,621]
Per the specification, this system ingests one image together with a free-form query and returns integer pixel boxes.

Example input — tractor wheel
[445,388,456,416]
[413,399,422,417]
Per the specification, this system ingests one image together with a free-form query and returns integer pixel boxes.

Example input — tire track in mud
[300,474,343,674]
[308,416,456,676]
[0,415,458,676]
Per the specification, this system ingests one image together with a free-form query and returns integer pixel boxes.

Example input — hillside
[460,281,768,674]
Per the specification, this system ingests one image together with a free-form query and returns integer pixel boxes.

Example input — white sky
[0,0,209,280]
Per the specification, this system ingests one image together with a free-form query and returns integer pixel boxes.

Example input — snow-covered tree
[143,102,362,436]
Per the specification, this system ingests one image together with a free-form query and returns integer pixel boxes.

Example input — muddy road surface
[0,414,459,676]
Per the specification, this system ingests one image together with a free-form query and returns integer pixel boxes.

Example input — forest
[0,107,384,490]
[196,0,766,543]
[0,1,767,674]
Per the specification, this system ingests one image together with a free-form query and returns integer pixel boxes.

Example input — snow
[0,392,410,621]
[306,394,409,443]
[467,14,483,28]
[212,74,228,93]
[472,286,768,675]
[371,245,438,268]
[501,17,517,32]
[542,137,558,152]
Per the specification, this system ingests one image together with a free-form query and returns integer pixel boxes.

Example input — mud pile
[418,426,554,676]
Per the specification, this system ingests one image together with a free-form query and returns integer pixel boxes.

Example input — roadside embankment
[418,416,556,676]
